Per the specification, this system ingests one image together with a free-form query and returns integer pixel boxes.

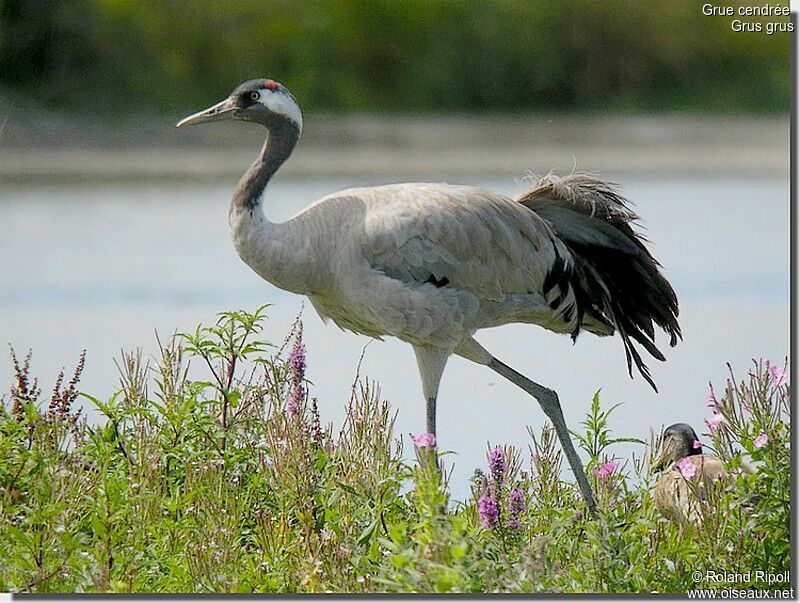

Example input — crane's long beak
[176,97,237,128]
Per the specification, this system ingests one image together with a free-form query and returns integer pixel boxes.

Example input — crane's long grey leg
[413,345,451,438]
[454,337,597,517]
[426,397,436,435]
[488,358,597,516]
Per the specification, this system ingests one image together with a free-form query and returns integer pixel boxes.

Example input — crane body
[178,78,682,514]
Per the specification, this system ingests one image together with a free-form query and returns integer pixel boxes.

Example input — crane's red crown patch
[263,79,280,91]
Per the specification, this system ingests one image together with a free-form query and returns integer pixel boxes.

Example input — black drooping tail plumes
[518,173,681,391]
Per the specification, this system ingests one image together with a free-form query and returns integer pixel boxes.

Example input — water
[0,176,789,497]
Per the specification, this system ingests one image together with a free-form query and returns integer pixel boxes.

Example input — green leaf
[356,519,378,546]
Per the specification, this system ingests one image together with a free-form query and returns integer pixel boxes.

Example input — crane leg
[487,357,598,517]
[426,397,436,436]
[413,345,450,438]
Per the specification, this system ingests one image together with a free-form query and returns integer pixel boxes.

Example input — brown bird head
[652,423,702,473]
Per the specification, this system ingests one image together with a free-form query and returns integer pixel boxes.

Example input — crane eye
[249,91,261,102]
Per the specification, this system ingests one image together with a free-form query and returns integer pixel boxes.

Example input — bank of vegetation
[0,308,791,593]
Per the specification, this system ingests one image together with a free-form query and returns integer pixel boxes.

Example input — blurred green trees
[0,0,790,114]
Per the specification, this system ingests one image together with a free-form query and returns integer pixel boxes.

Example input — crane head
[176,78,302,132]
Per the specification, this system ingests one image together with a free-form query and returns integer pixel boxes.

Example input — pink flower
[692,439,702,450]
[705,413,726,435]
[591,461,618,479]
[676,457,697,479]
[768,365,788,388]
[754,433,768,449]
[412,432,437,449]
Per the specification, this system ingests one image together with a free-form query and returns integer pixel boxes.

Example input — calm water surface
[0,176,789,496]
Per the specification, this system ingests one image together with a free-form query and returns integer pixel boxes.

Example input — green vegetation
[0,308,791,593]
[0,0,790,115]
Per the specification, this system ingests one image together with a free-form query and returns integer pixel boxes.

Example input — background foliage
[0,0,790,115]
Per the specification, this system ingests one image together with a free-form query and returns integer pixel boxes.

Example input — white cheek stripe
[259,92,303,130]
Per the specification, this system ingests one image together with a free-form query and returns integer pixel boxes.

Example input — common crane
[177,78,681,514]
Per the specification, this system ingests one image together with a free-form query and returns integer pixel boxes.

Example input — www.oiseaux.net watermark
[686,570,793,598]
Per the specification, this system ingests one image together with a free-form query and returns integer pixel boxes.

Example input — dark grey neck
[232,119,300,212]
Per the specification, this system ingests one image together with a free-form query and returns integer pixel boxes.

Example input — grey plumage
[177,78,685,516]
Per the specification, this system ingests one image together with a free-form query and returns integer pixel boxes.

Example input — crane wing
[356,183,560,301]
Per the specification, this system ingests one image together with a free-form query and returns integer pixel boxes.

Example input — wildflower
[754,432,768,449]
[286,327,306,415]
[768,364,788,388]
[412,432,436,448]
[705,413,726,435]
[477,493,499,529]
[692,439,702,450]
[676,457,697,479]
[507,487,525,528]
[285,396,299,415]
[488,446,506,482]
[591,461,618,479]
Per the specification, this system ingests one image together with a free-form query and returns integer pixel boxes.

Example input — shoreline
[0,115,789,181]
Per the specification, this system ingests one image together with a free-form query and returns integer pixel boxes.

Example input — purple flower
[676,457,697,479]
[769,365,788,388]
[488,446,506,483]
[412,432,437,449]
[477,493,499,529]
[754,433,768,449]
[705,413,726,435]
[290,335,306,374]
[692,439,702,450]
[286,328,306,416]
[591,461,618,479]
[506,487,525,529]
[285,396,299,416]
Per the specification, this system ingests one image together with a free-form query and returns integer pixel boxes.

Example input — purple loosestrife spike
[286,325,306,416]
[477,493,499,529]
[285,396,299,416]
[290,333,306,375]
[488,446,506,483]
[754,433,768,449]
[507,487,525,529]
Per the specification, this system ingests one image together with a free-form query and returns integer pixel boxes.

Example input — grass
[0,308,791,593]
